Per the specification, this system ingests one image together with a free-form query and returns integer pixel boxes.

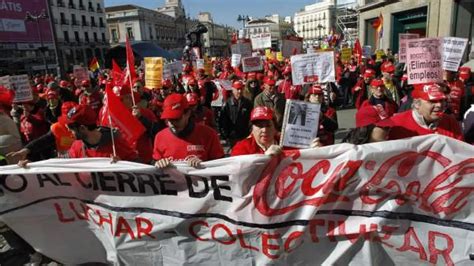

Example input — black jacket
[219,96,253,140]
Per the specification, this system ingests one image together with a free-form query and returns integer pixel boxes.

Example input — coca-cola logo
[253,150,474,217]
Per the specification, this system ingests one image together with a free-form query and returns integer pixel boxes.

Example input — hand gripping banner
[0,135,473,265]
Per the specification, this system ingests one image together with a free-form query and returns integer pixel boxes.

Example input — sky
[104,0,329,29]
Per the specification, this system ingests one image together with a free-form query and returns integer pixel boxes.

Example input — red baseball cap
[363,69,376,78]
[0,86,14,107]
[308,85,323,95]
[63,104,97,126]
[59,80,69,87]
[81,80,90,87]
[232,81,244,90]
[161,93,189,120]
[263,77,276,86]
[250,106,273,122]
[381,64,395,74]
[412,83,446,101]
[185,92,199,106]
[370,79,385,87]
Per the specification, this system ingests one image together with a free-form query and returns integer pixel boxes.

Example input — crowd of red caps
[0,48,473,169]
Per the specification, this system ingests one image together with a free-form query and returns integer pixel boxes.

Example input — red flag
[125,37,137,85]
[354,39,363,64]
[111,59,124,86]
[102,83,145,146]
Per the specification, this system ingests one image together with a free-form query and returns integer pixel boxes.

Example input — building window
[149,27,153,39]
[102,32,106,43]
[88,1,94,12]
[99,17,104,27]
[71,14,77,25]
[82,15,87,26]
[84,32,89,43]
[68,0,75,9]
[63,31,69,42]
[79,0,84,9]
[74,31,80,42]
[57,0,65,7]
[97,3,102,12]
[111,29,118,42]
[93,32,98,42]
[91,16,96,27]
[126,27,134,39]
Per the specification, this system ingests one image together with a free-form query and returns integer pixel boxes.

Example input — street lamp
[25,10,49,74]
[237,15,250,29]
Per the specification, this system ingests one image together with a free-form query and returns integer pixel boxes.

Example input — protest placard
[231,54,241,67]
[290,51,335,85]
[442,37,468,72]
[195,59,205,70]
[0,135,472,265]
[406,38,443,85]
[280,100,321,148]
[210,79,232,107]
[10,74,33,102]
[281,36,303,58]
[231,41,252,57]
[73,65,89,86]
[276,52,284,62]
[399,33,419,63]
[242,56,263,72]
[204,56,212,75]
[144,57,163,89]
[362,45,372,57]
[340,48,352,62]
[375,49,385,61]
[251,33,272,50]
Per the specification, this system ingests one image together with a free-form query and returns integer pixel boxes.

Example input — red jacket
[355,98,398,127]
[20,110,49,143]
[377,110,464,141]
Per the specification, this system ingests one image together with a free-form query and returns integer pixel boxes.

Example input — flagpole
[105,93,118,158]
[127,67,137,108]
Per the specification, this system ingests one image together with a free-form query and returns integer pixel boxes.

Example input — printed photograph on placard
[281,100,321,148]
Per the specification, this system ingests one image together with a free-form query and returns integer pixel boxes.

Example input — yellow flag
[144,57,163,89]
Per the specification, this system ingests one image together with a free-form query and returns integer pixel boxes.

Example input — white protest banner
[0,75,10,87]
[0,135,473,265]
[251,33,272,50]
[242,56,263,72]
[231,54,241,67]
[442,37,468,72]
[399,33,419,63]
[281,36,303,58]
[73,65,89,87]
[280,100,320,148]
[362,45,372,57]
[291,51,335,85]
[406,38,443,85]
[231,41,253,58]
[10,74,33,102]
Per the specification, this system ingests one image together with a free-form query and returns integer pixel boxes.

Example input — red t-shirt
[376,110,464,141]
[68,133,138,160]
[153,123,224,162]
[355,99,398,127]
[231,135,265,156]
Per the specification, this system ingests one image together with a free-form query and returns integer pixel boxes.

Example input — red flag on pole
[101,83,145,146]
[354,38,363,64]
[111,59,124,86]
[125,37,137,84]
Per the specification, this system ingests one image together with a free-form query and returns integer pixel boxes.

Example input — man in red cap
[243,72,261,102]
[254,77,286,129]
[66,104,138,160]
[44,89,62,124]
[153,93,224,169]
[78,79,103,114]
[355,79,398,128]
[371,83,463,141]
[352,68,376,109]
[231,106,280,156]
[219,80,253,146]
[278,66,302,100]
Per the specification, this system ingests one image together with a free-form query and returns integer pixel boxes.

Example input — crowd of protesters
[0,45,473,264]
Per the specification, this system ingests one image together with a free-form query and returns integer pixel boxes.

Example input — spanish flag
[89,57,100,72]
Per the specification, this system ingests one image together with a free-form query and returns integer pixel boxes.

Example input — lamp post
[237,15,249,29]
[25,9,49,74]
